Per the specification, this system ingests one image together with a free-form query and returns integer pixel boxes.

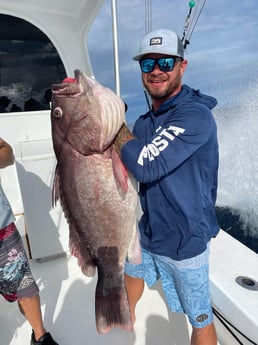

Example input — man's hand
[0,138,15,168]
[114,123,135,156]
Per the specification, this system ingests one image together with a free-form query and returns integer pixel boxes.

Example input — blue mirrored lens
[139,57,176,73]
[140,59,155,73]
[158,58,175,72]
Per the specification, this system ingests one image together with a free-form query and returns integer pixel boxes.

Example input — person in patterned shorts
[0,137,59,345]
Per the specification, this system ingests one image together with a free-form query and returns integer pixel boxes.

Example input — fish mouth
[74,69,97,91]
[52,70,83,97]
[51,69,94,97]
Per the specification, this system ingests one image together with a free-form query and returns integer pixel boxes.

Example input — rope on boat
[212,307,257,345]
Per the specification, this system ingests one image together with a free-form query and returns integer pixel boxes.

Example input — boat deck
[2,253,193,345]
[1,231,258,345]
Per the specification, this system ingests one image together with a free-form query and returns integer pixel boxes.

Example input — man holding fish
[115,28,219,345]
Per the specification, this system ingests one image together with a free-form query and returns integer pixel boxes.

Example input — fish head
[51,69,125,156]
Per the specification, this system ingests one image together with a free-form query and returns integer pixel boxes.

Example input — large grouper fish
[50,70,141,334]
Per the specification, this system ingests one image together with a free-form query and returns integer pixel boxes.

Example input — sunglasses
[139,57,181,73]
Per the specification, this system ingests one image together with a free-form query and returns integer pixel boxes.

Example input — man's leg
[124,274,144,323]
[191,322,217,345]
[18,294,46,341]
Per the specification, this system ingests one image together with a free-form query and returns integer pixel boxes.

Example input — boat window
[0,14,66,113]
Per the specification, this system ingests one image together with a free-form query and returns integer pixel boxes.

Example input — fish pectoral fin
[111,145,128,193]
[52,165,60,206]
[69,226,96,277]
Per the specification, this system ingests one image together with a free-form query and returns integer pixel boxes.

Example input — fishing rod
[181,0,207,49]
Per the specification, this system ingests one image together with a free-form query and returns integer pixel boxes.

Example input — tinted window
[0,14,66,113]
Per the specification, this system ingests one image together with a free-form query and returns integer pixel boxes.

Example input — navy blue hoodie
[121,84,220,260]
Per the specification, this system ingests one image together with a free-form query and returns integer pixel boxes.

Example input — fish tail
[95,274,133,334]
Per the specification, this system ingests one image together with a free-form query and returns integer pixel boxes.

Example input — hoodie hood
[154,84,217,116]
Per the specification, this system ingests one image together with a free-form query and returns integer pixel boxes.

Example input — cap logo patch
[150,37,162,46]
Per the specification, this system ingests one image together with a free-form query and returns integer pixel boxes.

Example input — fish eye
[53,107,63,118]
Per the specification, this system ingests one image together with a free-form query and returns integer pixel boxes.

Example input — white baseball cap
[133,28,184,61]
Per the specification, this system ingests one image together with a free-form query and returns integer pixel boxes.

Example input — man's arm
[0,138,15,169]
[114,123,135,155]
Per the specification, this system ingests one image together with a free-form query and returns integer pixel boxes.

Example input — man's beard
[144,73,181,101]
[148,88,171,100]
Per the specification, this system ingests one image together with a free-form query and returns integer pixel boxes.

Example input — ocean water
[214,101,258,253]
[215,206,258,253]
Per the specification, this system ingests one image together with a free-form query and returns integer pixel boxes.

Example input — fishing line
[182,0,195,48]
[188,0,206,41]
[144,89,152,111]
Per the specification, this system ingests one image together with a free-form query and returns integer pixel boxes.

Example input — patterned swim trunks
[125,246,213,328]
[0,223,39,302]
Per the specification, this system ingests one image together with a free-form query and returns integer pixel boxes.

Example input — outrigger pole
[111,0,120,96]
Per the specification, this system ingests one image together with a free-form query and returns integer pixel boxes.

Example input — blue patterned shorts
[125,246,213,328]
[0,223,39,302]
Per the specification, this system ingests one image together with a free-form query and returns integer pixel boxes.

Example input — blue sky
[88,0,258,124]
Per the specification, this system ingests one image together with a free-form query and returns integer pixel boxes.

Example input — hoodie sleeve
[121,102,217,183]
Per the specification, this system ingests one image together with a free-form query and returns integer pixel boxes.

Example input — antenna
[144,0,152,111]
[111,0,120,96]
[145,0,152,34]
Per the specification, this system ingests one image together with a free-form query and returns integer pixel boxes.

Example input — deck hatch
[235,276,258,291]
